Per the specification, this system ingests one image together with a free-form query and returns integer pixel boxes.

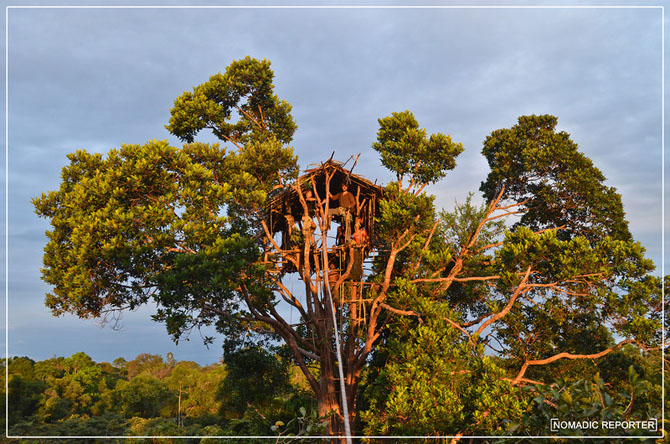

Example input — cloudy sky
[3,1,665,365]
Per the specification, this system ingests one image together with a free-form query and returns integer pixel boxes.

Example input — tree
[126,353,168,379]
[34,57,661,440]
[164,360,225,425]
[116,374,172,419]
[372,110,463,193]
[7,358,48,425]
[358,116,662,439]
[217,346,291,417]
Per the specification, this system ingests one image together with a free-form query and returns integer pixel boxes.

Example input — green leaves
[32,137,283,349]
[377,182,436,245]
[487,226,660,364]
[361,302,527,436]
[513,370,661,440]
[480,114,631,242]
[34,140,233,318]
[34,53,663,438]
[167,57,299,218]
[372,110,463,188]
[33,58,304,402]
[225,135,299,215]
[474,115,660,366]
[166,56,297,146]
[364,111,660,438]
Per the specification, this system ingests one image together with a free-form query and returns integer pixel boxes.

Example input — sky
[2,1,666,365]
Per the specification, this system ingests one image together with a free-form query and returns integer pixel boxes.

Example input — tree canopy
[166,56,297,146]
[33,57,662,440]
[372,110,463,191]
[480,114,631,242]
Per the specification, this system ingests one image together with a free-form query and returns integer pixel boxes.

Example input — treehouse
[264,159,384,279]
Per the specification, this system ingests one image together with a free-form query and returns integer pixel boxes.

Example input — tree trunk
[316,327,361,443]
[317,375,342,436]
[318,336,344,436]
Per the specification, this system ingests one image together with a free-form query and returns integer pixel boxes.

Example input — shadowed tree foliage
[217,346,291,417]
[480,114,631,242]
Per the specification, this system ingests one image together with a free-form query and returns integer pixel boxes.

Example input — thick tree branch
[474,266,532,337]
[239,284,320,393]
[267,301,318,354]
[380,303,423,322]
[260,219,299,269]
[431,188,507,297]
[501,376,547,386]
[412,275,500,284]
[509,339,636,386]
[462,312,493,328]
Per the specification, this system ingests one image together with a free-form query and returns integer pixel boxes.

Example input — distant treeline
[4,345,666,443]
[4,348,323,443]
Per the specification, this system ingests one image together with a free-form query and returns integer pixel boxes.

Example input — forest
[18,57,667,442]
[6,350,323,442]
[5,347,665,442]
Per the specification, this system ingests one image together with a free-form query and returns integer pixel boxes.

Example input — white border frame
[4,3,665,441]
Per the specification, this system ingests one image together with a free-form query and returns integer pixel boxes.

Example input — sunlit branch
[474,266,532,338]
[443,316,471,341]
[260,219,299,270]
[501,376,546,386]
[235,105,263,130]
[431,188,508,297]
[206,124,243,150]
[509,339,636,386]
[484,209,525,222]
[412,275,500,284]
[462,312,493,328]
[380,303,423,322]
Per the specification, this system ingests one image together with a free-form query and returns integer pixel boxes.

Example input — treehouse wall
[266,161,383,247]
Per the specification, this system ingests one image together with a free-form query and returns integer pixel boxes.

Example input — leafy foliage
[32,56,662,439]
[33,141,235,318]
[480,114,631,242]
[217,345,291,416]
[166,56,297,146]
[5,352,320,441]
[372,110,463,188]
[361,305,526,437]
[359,115,662,439]
[507,366,661,442]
